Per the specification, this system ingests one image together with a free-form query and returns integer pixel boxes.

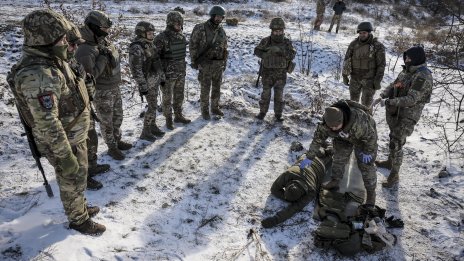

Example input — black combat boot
[211,108,224,116]
[255,112,265,120]
[69,218,106,236]
[87,177,103,191]
[117,140,133,150]
[108,146,125,160]
[140,126,157,142]
[89,164,110,177]
[322,178,340,191]
[275,114,284,122]
[382,171,399,188]
[151,125,165,137]
[166,117,174,130]
[87,205,100,218]
[174,113,191,124]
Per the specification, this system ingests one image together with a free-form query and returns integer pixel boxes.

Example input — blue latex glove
[299,158,312,169]
[359,152,373,164]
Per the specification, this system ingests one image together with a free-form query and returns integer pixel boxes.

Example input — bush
[226,18,239,26]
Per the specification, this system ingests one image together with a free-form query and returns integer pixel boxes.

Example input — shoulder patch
[412,77,426,91]
[38,92,54,110]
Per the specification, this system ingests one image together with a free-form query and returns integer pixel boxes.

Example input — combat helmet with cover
[22,9,70,46]
[85,10,112,28]
[357,22,373,33]
[67,21,85,44]
[135,21,155,38]
[270,17,285,30]
[209,5,226,17]
[166,11,183,27]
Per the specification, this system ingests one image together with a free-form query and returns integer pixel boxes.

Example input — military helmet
[135,21,155,37]
[166,11,183,26]
[270,17,285,30]
[85,10,112,28]
[209,5,226,17]
[357,22,373,33]
[22,9,70,46]
[67,21,85,44]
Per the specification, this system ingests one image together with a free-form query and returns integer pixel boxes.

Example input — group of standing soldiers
[9,2,432,236]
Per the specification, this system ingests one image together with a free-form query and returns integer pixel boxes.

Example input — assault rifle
[255,60,263,88]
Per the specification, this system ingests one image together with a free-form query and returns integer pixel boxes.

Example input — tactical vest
[61,62,90,121]
[130,40,161,76]
[394,67,432,103]
[351,40,378,78]
[262,40,288,69]
[204,22,227,60]
[163,37,186,60]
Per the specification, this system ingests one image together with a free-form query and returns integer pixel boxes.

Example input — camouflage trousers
[260,70,287,117]
[94,87,123,148]
[331,138,377,191]
[313,13,324,30]
[40,140,89,225]
[87,119,98,170]
[143,75,162,129]
[349,78,376,107]
[386,114,416,174]
[198,61,224,113]
[328,14,342,33]
[162,76,185,119]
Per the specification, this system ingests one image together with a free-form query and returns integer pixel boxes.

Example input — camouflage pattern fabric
[87,120,99,169]
[313,0,326,30]
[129,37,164,129]
[344,34,386,107]
[254,36,296,117]
[306,100,378,191]
[380,63,433,173]
[349,78,376,109]
[94,88,123,148]
[162,78,185,119]
[22,9,70,46]
[328,14,342,33]
[13,46,90,225]
[190,20,228,113]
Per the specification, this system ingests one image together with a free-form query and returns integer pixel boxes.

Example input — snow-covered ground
[0,1,463,260]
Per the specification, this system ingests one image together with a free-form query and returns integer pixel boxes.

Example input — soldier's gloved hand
[359,152,373,164]
[60,153,79,176]
[299,158,312,169]
[374,80,382,90]
[342,74,350,85]
[261,216,279,228]
[99,46,112,57]
[386,215,404,228]
[267,46,282,55]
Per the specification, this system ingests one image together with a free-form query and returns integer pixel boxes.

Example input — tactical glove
[385,215,404,228]
[374,80,382,90]
[299,158,312,169]
[359,152,373,164]
[342,75,350,85]
[261,216,279,228]
[60,152,79,176]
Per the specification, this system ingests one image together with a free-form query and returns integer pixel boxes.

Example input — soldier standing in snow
[374,46,433,188]
[76,10,133,161]
[254,17,296,122]
[10,9,105,235]
[190,5,228,120]
[327,0,346,34]
[313,0,326,31]
[154,11,191,130]
[306,100,378,206]
[67,22,109,191]
[129,21,166,142]
[342,22,386,108]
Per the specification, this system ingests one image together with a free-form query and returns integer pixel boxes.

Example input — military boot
[87,205,100,218]
[69,218,106,236]
[166,117,174,130]
[108,146,125,160]
[89,164,110,177]
[382,172,399,188]
[140,126,157,142]
[87,177,103,191]
[202,111,211,120]
[275,115,284,122]
[322,178,340,191]
[174,113,191,124]
[151,125,165,137]
[365,190,376,206]
[375,158,392,170]
[117,140,133,151]
[255,112,266,120]
[211,108,224,116]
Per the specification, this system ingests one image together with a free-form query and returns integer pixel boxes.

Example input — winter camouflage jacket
[75,25,121,90]
[11,47,90,160]
[344,34,386,85]
[381,63,433,124]
[254,36,296,72]
[307,100,378,158]
[154,28,187,79]
[189,20,228,68]
[129,37,164,93]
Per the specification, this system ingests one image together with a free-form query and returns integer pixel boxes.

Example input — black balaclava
[88,23,109,38]
[403,46,426,67]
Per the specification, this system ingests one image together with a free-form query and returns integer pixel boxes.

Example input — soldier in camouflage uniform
[254,17,296,121]
[306,100,378,205]
[327,0,346,34]
[76,11,133,160]
[154,11,191,130]
[313,0,326,31]
[129,21,166,142]
[342,22,386,108]
[190,5,228,120]
[374,46,433,188]
[11,10,105,235]
[67,22,109,191]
